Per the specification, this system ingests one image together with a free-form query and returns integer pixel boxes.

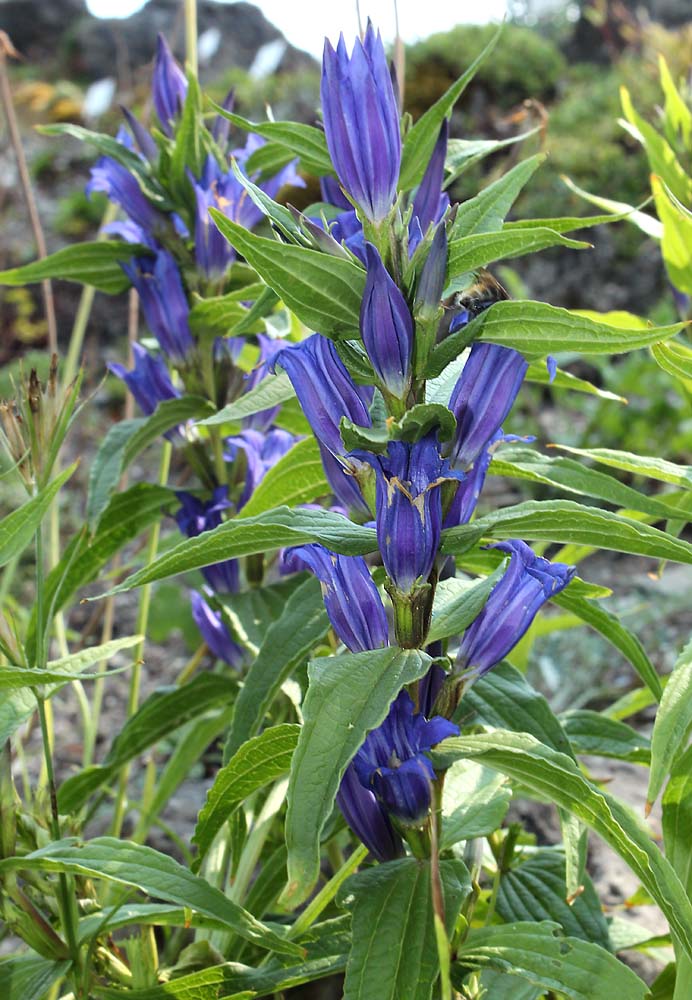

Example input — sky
[84,0,508,58]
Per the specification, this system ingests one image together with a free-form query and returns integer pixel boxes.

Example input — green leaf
[648,637,692,809]
[554,443,692,487]
[526,363,627,402]
[399,25,502,190]
[651,175,692,296]
[39,123,150,182]
[0,689,36,745]
[560,710,650,764]
[552,589,662,700]
[98,507,377,597]
[454,921,648,999]
[239,438,328,518]
[0,635,141,689]
[561,174,663,239]
[430,300,685,375]
[338,858,471,1000]
[432,730,692,960]
[490,445,685,521]
[199,372,295,427]
[441,760,511,848]
[0,838,300,957]
[224,576,328,759]
[209,213,364,339]
[341,403,457,454]
[659,55,692,147]
[428,571,500,644]
[496,850,610,947]
[662,743,692,897]
[283,647,432,908]
[0,242,147,294]
[460,662,573,758]
[57,674,233,812]
[211,109,332,174]
[451,155,545,239]
[0,464,76,569]
[0,956,71,1000]
[189,286,264,337]
[441,499,692,565]
[122,396,213,465]
[504,210,636,235]
[169,73,204,200]
[445,129,540,185]
[193,724,299,871]
[652,339,692,389]
[620,86,692,206]
[446,227,589,287]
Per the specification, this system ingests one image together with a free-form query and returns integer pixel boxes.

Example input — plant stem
[110,441,171,839]
[184,0,198,76]
[0,32,58,353]
[288,843,368,940]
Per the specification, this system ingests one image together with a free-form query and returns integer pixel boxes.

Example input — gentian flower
[336,765,404,862]
[443,434,497,528]
[283,543,388,652]
[409,121,449,251]
[351,690,458,825]
[175,488,239,594]
[109,342,179,419]
[87,156,161,237]
[120,106,158,163]
[456,540,575,677]
[224,427,296,509]
[320,175,352,211]
[329,209,366,263]
[153,33,187,135]
[354,434,463,593]
[319,444,372,520]
[190,591,243,667]
[448,342,528,468]
[212,86,236,148]
[321,22,401,223]
[274,334,372,457]
[415,222,448,323]
[122,251,194,363]
[241,335,290,432]
[360,244,413,398]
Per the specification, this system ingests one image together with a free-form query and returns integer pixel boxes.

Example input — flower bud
[153,33,187,135]
[360,243,412,398]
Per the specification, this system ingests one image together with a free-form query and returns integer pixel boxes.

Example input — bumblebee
[445,267,510,321]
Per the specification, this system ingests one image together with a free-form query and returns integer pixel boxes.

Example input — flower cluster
[266,23,576,858]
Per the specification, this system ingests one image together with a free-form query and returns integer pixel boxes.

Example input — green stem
[184,0,198,76]
[110,442,171,839]
[288,843,368,940]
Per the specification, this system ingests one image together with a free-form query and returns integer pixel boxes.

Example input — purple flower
[329,209,366,263]
[352,690,458,825]
[190,591,243,667]
[212,86,236,148]
[153,33,187,135]
[354,434,463,593]
[360,243,413,397]
[283,543,388,652]
[87,157,161,237]
[336,764,404,862]
[224,427,295,509]
[175,488,239,594]
[410,120,450,249]
[321,22,401,223]
[122,251,194,363]
[320,175,352,211]
[457,540,576,677]
[319,444,371,519]
[109,342,179,419]
[443,434,496,528]
[120,106,158,162]
[241,334,287,432]
[415,222,448,321]
[274,334,373,457]
[449,343,528,468]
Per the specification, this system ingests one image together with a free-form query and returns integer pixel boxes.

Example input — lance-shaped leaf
[209,213,364,339]
[648,637,692,810]
[0,463,76,569]
[282,647,432,908]
[199,372,296,427]
[450,155,545,239]
[431,730,692,962]
[651,174,692,296]
[560,710,650,764]
[0,242,150,295]
[96,507,377,598]
[238,438,328,518]
[0,838,301,958]
[0,956,71,1000]
[553,444,692,487]
[211,108,332,173]
[446,228,590,289]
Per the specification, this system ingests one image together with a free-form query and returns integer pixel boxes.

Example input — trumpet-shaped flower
[153,33,187,135]
[175,488,239,594]
[360,243,412,397]
[190,591,243,667]
[109,343,179,419]
[122,251,194,363]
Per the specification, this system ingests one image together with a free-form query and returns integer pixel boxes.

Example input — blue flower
[153,33,187,135]
[360,243,413,397]
[415,222,448,322]
[336,764,404,862]
[351,690,458,825]
[274,334,373,457]
[329,209,366,263]
[321,22,401,223]
[122,251,194,363]
[443,433,497,528]
[456,540,576,677]
[190,591,244,667]
[409,121,449,252]
[354,434,463,593]
[108,342,179,421]
[241,335,289,432]
[319,175,352,211]
[448,342,528,468]
[224,427,295,509]
[318,444,372,520]
[283,543,388,652]
[175,488,239,594]
[87,156,161,237]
